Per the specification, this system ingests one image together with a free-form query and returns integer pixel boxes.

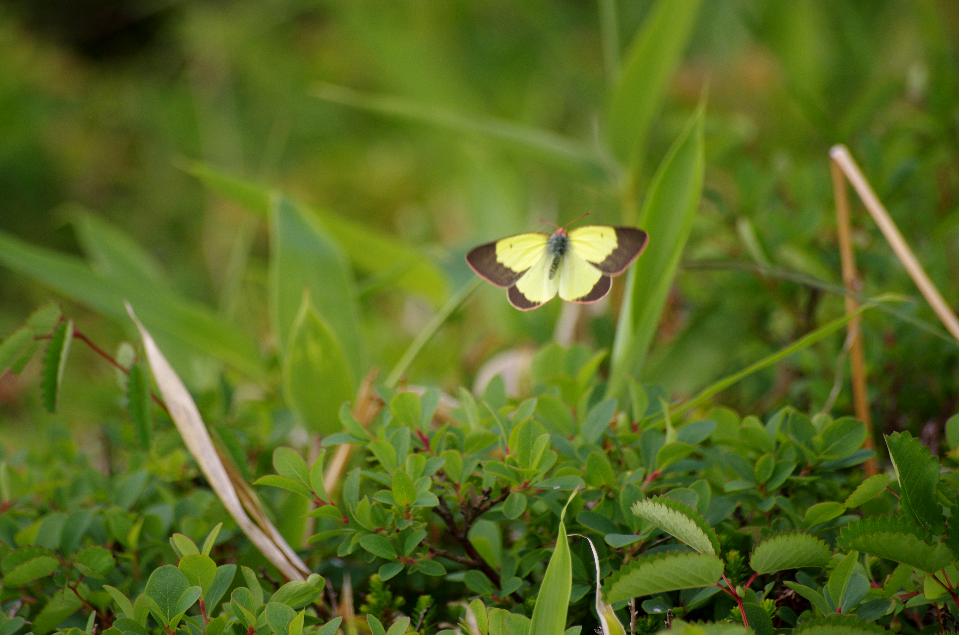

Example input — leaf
[33,588,82,633]
[283,295,356,435]
[41,319,72,412]
[360,534,397,560]
[803,501,846,527]
[273,448,311,491]
[391,471,417,508]
[606,552,724,603]
[610,105,705,393]
[206,564,237,612]
[128,307,309,580]
[827,551,859,613]
[183,161,449,306]
[606,0,701,170]
[793,612,886,634]
[845,475,891,509]
[144,565,191,625]
[530,491,577,634]
[885,432,942,530]
[749,533,831,574]
[502,492,526,520]
[366,614,386,635]
[271,196,361,366]
[254,474,313,498]
[73,213,167,287]
[0,231,265,380]
[265,602,296,634]
[387,617,411,635]
[632,498,719,555]
[817,417,866,460]
[784,581,832,616]
[467,520,502,570]
[179,554,217,595]
[581,399,617,445]
[0,327,33,375]
[313,83,608,179]
[74,546,115,579]
[572,534,626,635]
[742,601,772,634]
[836,517,953,573]
[127,362,152,447]
[3,555,58,587]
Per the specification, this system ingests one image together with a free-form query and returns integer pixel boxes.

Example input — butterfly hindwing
[557,251,605,301]
[514,252,559,306]
[466,233,547,287]
[568,226,648,275]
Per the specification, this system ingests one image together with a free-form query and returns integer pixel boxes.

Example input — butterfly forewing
[569,226,648,275]
[465,233,547,287]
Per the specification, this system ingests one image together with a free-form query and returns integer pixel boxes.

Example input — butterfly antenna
[561,211,591,230]
[536,215,556,231]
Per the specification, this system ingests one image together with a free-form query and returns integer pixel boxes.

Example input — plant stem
[722,574,748,630]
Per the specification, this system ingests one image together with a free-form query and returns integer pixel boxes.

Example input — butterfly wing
[568,225,648,275]
[466,233,548,287]
[557,251,609,303]
[509,252,560,310]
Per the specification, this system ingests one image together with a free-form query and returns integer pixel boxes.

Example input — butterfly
[466,224,648,310]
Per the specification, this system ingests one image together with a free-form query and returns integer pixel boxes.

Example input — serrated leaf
[4,555,58,586]
[793,612,886,634]
[844,475,890,509]
[41,319,72,412]
[749,533,831,574]
[127,362,152,447]
[885,432,942,530]
[0,327,33,375]
[632,498,719,555]
[836,517,953,573]
[606,552,724,602]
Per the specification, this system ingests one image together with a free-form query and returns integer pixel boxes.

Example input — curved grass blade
[530,491,578,634]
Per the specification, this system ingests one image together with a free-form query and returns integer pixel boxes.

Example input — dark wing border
[591,227,649,275]
[569,275,611,304]
[507,285,544,311]
[466,242,527,288]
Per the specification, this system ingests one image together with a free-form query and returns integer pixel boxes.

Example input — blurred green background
[0,1,957,444]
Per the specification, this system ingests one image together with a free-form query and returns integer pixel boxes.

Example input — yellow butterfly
[466,224,648,311]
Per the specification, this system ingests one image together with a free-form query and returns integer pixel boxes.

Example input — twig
[721,573,749,629]
[830,145,959,339]
[830,157,876,474]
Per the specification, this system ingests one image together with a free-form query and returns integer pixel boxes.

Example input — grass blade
[530,491,578,634]
[312,83,611,179]
[606,0,701,171]
[609,105,705,397]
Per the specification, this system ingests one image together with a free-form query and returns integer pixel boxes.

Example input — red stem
[722,574,749,629]
[934,571,959,606]
[744,572,759,589]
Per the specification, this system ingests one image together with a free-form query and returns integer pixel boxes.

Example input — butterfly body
[466,224,648,311]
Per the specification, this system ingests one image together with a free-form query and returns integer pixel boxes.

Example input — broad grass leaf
[41,319,72,413]
[606,0,701,174]
[271,196,361,368]
[610,106,704,395]
[73,213,167,287]
[884,432,942,530]
[749,533,831,574]
[283,296,355,435]
[183,161,449,306]
[530,491,577,634]
[0,231,265,380]
[606,552,724,603]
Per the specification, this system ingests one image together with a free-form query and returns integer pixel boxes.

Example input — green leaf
[206,564,237,613]
[502,492,527,520]
[0,617,25,635]
[391,471,417,508]
[366,614,386,635]
[386,616,411,634]
[73,213,167,287]
[817,417,866,460]
[632,498,719,555]
[169,533,200,557]
[283,295,355,435]
[610,105,705,393]
[784,581,833,616]
[360,534,397,560]
[273,447,311,491]
[827,551,860,613]
[271,196,361,367]
[179,554,217,595]
[254,474,313,498]
[530,491,577,634]
[794,612,886,634]
[743,601,772,634]
[0,231,265,380]
[184,161,449,306]
[606,0,701,169]
[317,617,343,634]
[201,523,222,556]
[41,319,72,412]
[803,501,846,527]
[313,83,608,179]
[103,584,136,619]
[467,520,502,570]
[3,555,58,587]
[754,453,775,484]
[0,327,33,375]
[581,399,617,445]
[836,517,953,573]
[885,432,942,530]
[264,602,296,634]
[144,565,192,625]
[269,574,325,609]
[74,546,115,579]
[33,588,82,634]
[127,362,152,447]
[606,552,724,603]
[749,533,831,574]
[845,475,890,509]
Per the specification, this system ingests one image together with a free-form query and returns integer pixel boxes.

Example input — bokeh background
[0,1,957,446]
